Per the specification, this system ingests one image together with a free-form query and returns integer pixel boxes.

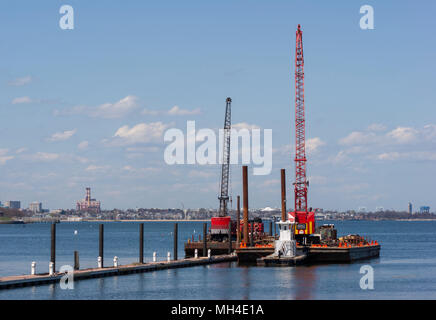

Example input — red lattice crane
[289,25,315,240]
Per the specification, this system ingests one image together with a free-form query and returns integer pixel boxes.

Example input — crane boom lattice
[218,97,232,217]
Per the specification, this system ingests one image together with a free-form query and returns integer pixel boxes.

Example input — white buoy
[31,261,36,275]
[208,249,211,258]
[74,230,78,235]
[98,256,102,268]
[153,252,157,262]
[167,252,171,262]
[113,256,118,267]
[194,249,198,258]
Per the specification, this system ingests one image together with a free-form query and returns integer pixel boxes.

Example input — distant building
[375,207,384,212]
[5,201,20,209]
[29,202,42,214]
[76,187,101,213]
[420,206,430,214]
[408,202,413,215]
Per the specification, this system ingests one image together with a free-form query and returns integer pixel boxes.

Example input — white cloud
[91,95,138,118]
[306,137,325,154]
[167,105,201,116]
[8,76,32,86]
[85,165,110,172]
[423,124,436,141]
[377,152,401,161]
[122,165,161,175]
[28,152,60,162]
[232,122,260,131]
[54,96,138,119]
[339,131,377,146]
[47,129,77,142]
[110,122,171,146]
[376,151,436,161]
[0,151,14,165]
[387,127,418,144]
[12,96,32,104]
[78,141,89,150]
[141,105,202,116]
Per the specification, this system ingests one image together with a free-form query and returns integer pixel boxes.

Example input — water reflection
[293,266,316,300]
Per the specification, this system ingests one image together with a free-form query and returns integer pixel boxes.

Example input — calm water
[1,220,436,299]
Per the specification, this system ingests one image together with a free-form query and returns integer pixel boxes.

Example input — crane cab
[288,210,315,244]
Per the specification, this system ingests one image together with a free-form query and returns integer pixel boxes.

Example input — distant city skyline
[1,1,435,210]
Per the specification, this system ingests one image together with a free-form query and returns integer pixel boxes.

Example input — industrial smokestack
[281,169,286,222]
[86,187,91,206]
[242,166,249,244]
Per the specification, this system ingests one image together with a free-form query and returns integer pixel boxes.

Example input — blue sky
[1,1,435,211]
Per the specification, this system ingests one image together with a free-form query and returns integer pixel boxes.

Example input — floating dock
[0,254,236,290]
[184,241,237,257]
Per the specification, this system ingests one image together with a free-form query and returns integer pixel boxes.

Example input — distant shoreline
[67,219,211,222]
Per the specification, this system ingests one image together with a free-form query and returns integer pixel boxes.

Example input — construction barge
[185,25,381,267]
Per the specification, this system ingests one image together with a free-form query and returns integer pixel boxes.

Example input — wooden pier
[0,254,236,290]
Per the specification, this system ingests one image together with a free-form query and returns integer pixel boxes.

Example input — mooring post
[139,223,144,264]
[31,262,36,275]
[174,223,178,261]
[228,222,232,254]
[50,223,56,274]
[203,223,207,257]
[74,251,80,270]
[269,221,273,236]
[99,224,104,268]
[236,195,241,245]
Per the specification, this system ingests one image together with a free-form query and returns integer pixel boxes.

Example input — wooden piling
[281,168,287,222]
[269,221,273,236]
[99,224,104,268]
[236,195,241,244]
[174,223,178,261]
[228,223,232,254]
[203,223,207,256]
[74,251,79,270]
[50,223,56,272]
[242,166,249,244]
[139,223,144,264]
